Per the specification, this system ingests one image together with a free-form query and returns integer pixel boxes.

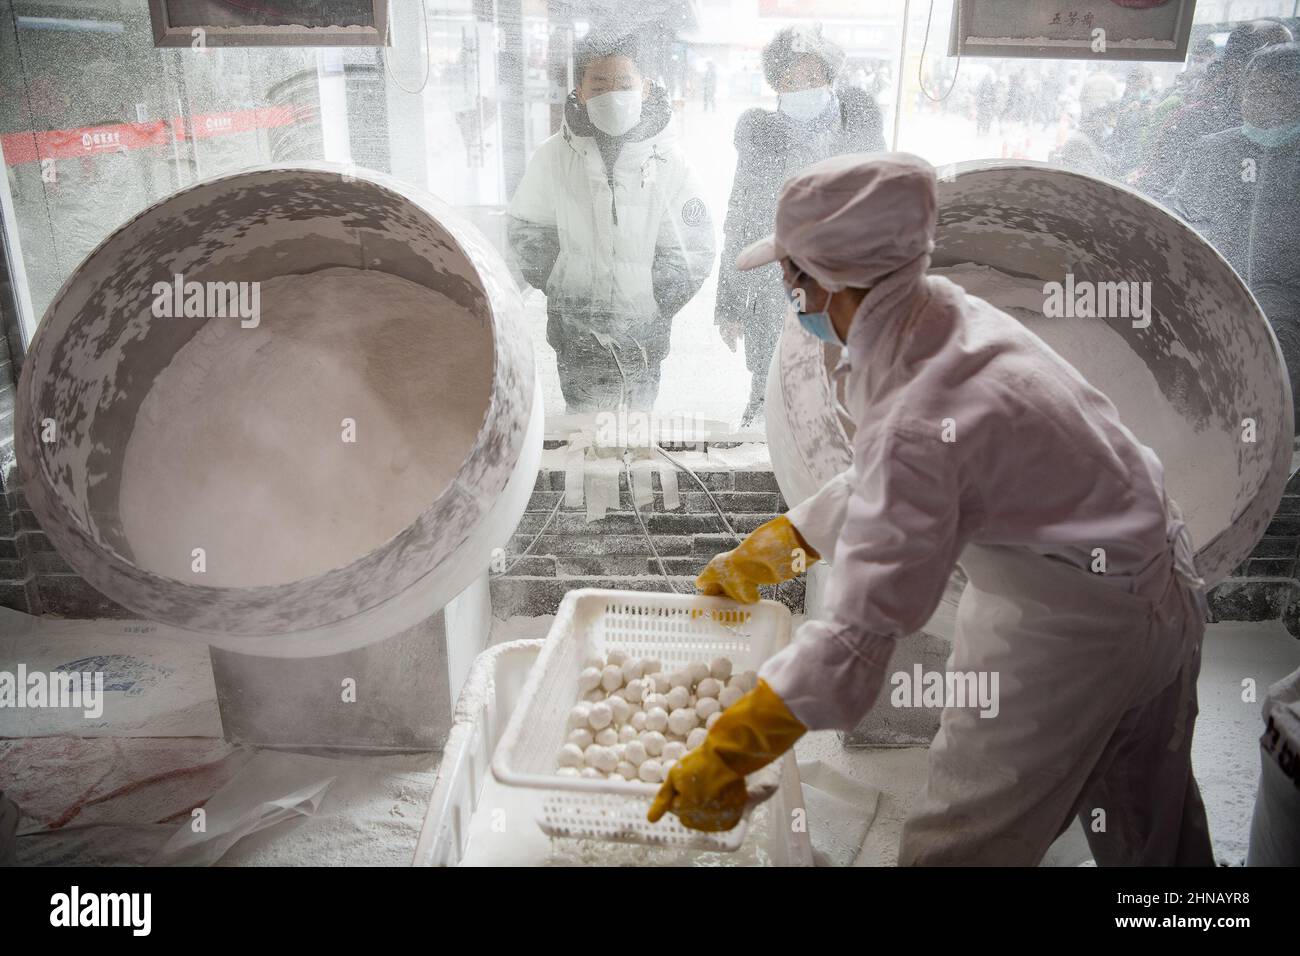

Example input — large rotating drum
[15,164,543,662]
[766,161,1293,744]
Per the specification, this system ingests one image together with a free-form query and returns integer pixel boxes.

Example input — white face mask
[586,89,643,136]
[779,85,833,123]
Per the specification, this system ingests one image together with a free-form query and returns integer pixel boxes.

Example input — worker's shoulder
[902,296,1045,414]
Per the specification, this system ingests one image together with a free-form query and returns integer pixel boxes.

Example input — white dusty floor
[1,611,1295,866]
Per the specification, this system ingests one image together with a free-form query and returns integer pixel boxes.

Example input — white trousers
[899,538,1215,867]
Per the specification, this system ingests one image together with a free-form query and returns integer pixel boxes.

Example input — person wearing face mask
[1104,66,1156,175]
[1050,72,1122,180]
[1171,43,1300,427]
[650,153,1214,868]
[714,23,884,428]
[1134,19,1293,197]
[507,30,715,412]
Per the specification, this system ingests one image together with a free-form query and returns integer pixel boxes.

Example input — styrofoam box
[490,589,794,852]
[412,637,813,866]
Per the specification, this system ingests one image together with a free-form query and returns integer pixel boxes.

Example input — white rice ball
[645,693,670,713]
[631,711,648,731]
[582,656,603,671]
[687,727,708,750]
[638,759,664,783]
[668,708,699,736]
[588,701,613,730]
[601,664,624,693]
[640,731,667,757]
[595,727,619,747]
[669,669,693,689]
[567,703,592,730]
[648,672,671,694]
[619,724,638,743]
[608,696,632,725]
[644,707,669,733]
[687,661,710,686]
[709,657,733,682]
[606,650,628,667]
[578,666,603,693]
[624,739,648,766]
[642,657,663,676]
[622,659,645,683]
[623,678,645,704]
[580,767,602,779]
[585,689,606,702]
[718,686,744,709]
[736,670,758,692]
[661,759,676,776]
[586,744,618,773]
[557,766,580,778]
[558,743,585,768]
[696,677,722,699]
[706,711,722,729]
[662,741,687,762]
[567,728,594,749]
[616,761,638,780]
[666,686,691,711]
[695,697,721,721]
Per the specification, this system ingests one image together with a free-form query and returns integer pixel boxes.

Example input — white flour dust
[933,263,1240,548]
[119,267,493,588]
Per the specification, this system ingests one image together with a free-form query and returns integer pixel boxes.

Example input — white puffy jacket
[507,88,715,353]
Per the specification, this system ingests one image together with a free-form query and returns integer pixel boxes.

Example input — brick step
[490,574,805,617]
[0,575,39,614]
[34,573,137,619]
[526,490,785,515]
[500,554,721,578]
[531,468,780,494]
[512,511,767,536]
[1208,578,1297,626]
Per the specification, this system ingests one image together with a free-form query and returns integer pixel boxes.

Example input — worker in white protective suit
[649,152,1216,867]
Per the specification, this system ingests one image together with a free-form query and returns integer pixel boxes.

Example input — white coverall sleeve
[761,426,967,730]
[785,467,856,561]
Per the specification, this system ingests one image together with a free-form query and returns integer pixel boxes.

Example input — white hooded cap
[736,152,938,292]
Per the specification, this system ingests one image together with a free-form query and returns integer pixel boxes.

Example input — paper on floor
[0,607,220,738]
[798,758,881,867]
[151,750,335,866]
[3,737,250,865]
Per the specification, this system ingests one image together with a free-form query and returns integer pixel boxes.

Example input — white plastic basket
[492,588,793,852]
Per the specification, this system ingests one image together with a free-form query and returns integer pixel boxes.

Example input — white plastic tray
[413,637,813,866]
[491,589,793,851]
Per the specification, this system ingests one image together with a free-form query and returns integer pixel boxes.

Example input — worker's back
[859,272,1173,589]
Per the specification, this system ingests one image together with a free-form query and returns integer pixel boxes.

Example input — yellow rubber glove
[647,679,807,832]
[695,515,820,604]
